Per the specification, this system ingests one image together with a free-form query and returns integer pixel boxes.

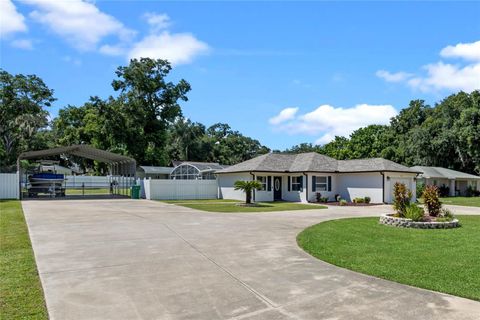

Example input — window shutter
[267,176,272,191]
[312,176,316,192]
[299,176,303,192]
[328,176,332,191]
[288,176,291,191]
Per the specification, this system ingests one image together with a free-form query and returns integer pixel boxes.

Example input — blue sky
[1,1,479,150]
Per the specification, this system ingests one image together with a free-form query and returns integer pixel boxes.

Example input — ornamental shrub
[393,182,412,217]
[404,203,424,221]
[339,199,347,206]
[416,182,425,199]
[438,184,450,197]
[353,197,365,203]
[423,185,442,217]
[364,196,371,204]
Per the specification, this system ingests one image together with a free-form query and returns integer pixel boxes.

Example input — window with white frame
[257,176,267,191]
[315,176,328,191]
[291,176,302,191]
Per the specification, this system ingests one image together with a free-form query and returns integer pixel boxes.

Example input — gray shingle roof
[216,153,417,174]
[138,166,173,175]
[411,166,480,180]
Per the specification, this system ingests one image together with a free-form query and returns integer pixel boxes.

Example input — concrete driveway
[22,200,480,320]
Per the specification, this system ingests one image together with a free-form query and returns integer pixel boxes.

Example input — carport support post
[17,157,21,200]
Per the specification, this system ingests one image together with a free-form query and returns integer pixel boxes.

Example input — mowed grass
[172,200,326,212]
[0,200,48,319]
[297,216,480,301]
[65,187,110,195]
[439,197,480,207]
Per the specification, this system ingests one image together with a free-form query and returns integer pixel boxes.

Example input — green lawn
[65,187,111,195]
[439,197,480,207]
[297,215,480,301]
[170,200,326,212]
[0,200,48,319]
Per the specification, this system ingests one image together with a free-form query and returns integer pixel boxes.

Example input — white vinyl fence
[0,173,19,199]
[64,175,111,188]
[143,179,218,200]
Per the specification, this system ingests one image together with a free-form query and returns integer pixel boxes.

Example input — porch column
[449,179,455,196]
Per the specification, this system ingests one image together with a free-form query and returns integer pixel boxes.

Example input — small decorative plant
[364,196,371,204]
[335,194,341,202]
[316,192,322,202]
[393,182,412,217]
[422,185,441,217]
[320,197,329,203]
[339,199,347,206]
[353,197,365,204]
[234,180,262,204]
[404,203,424,221]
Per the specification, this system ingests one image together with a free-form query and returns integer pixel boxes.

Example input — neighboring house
[170,161,228,180]
[136,166,173,179]
[411,166,480,196]
[216,152,420,203]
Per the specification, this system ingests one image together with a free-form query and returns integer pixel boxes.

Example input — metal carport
[17,145,136,199]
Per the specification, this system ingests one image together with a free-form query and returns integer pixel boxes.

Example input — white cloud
[128,31,209,65]
[376,70,413,82]
[11,38,33,49]
[377,40,480,93]
[22,0,135,50]
[269,107,299,125]
[440,40,480,61]
[99,44,126,56]
[63,55,81,66]
[1,0,27,38]
[407,62,480,93]
[144,12,171,32]
[270,104,397,145]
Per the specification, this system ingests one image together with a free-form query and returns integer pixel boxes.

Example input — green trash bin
[130,185,140,199]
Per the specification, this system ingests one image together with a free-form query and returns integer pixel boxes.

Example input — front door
[273,176,282,200]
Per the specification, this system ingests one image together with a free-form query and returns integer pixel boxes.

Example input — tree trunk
[246,190,252,204]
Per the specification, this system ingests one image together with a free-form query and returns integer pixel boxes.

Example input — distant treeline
[1,59,478,174]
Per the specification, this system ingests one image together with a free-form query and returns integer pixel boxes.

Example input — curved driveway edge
[22,199,480,320]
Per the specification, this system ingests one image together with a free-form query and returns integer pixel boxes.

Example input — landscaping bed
[167,200,327,213]
[379,214,459,229]
[321,201,380,207]
[297,215,480,301]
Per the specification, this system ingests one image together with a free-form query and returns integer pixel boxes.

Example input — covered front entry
[273,176,282,200]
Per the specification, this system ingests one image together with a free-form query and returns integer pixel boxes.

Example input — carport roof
[411,166,480,180]
[18,145,135,164]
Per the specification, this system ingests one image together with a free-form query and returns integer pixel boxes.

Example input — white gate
[0,173,19,199]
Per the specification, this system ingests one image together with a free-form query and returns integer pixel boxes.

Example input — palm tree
[234,180,262,204]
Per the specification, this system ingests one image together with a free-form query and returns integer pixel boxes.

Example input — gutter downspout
[380,172,385,203]
[250,171,255,202]
[303,172,308,203]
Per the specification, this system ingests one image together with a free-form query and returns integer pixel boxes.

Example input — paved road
[22,200,480,320]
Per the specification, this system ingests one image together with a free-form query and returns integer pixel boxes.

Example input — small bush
[416,182,425,199]
[465,185,476,197]
[439,184,450,197]
[321,197,329,203]
[439,208,454,221]
[339,199,347,206]
[353,197,365,203]
[364,196,371,204]
[423,185,442,217]
[393,182,412,217]
[404,203,424,221]
[334,194,341,201]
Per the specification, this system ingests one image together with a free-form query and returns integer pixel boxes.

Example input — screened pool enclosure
[169,162,227,180]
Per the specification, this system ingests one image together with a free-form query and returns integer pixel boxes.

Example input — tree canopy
[1,61,478,175]
[285,91,480,174]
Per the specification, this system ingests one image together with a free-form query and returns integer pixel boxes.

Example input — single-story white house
[216,152,420,204]
[411,166,480,196]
